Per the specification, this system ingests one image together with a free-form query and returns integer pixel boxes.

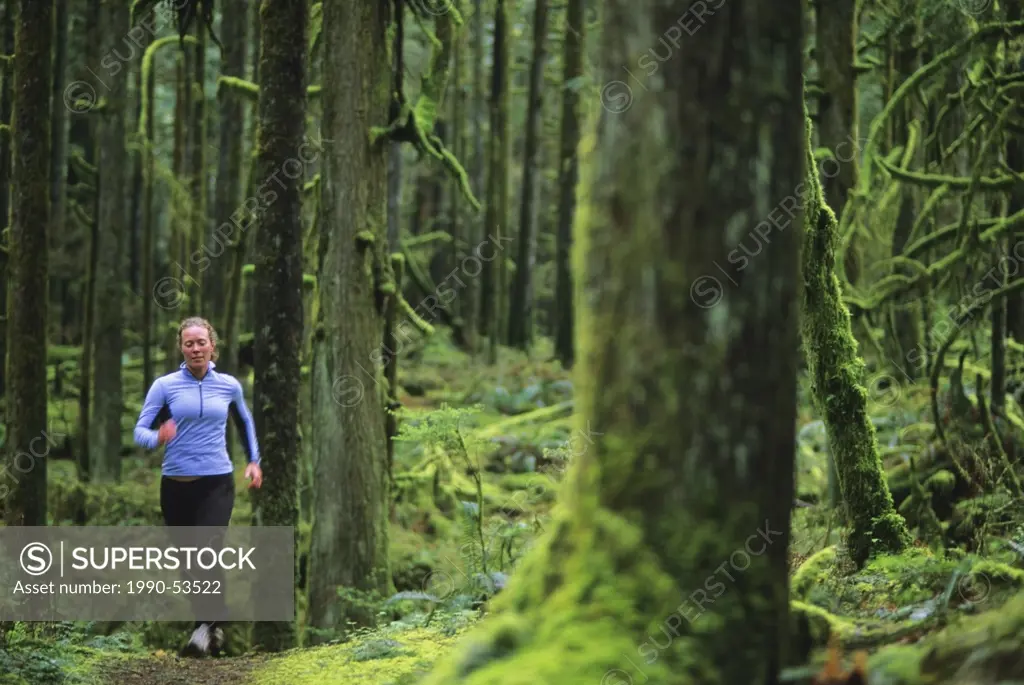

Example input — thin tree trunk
[0,0,14,404]
[802,125,912,567]
[484,0,508,363]
[49,0,68,343]
[421,0,805,680]
[307,0,393,641]
[142,38,156,394]
[507,0,547,350]
[554,0,583,368]
[463,0,483,353]
[190,26,206,307]
[5,0,53,525]
[815,0,859,287]
[250,0,308,653]
[77,0,102,482]
[210,0,248,319]
[89,0,130,482]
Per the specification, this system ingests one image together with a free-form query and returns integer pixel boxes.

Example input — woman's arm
[229,378,261,465]
[134,379,168,449]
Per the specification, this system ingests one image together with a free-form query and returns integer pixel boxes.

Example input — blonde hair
[178,316,220,361]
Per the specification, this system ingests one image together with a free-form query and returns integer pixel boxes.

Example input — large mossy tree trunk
[422,1,805,682]
[553,0,583,369]
[307,0,393,641]
[801,115,912,568]
[4,0,52,526]
[507,0,548,350]
[250,0,307,653]
[89,0,129,482]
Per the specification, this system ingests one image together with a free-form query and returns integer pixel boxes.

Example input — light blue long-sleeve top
[134,361,260,477]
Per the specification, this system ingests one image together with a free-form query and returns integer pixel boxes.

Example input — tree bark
[422,1,805,681]
[89,0,129,482]
[0,0,14,405]
[210,0,248,320]
[553,0,583,368]
[250,0,307,653]
[5,0,52,525]
[48,0,68,343]
[815,0,859,287]
[801,120,912,567]
[483,0,509,363]
[507,0,548,350]
[307,0,393,641]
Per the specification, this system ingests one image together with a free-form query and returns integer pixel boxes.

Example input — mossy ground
[5,333,1024,684]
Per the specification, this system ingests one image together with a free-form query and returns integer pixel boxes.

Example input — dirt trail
[94,652,271,685]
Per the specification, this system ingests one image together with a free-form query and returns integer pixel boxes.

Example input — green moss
[791,545,838,601]
[800,108,911,566]
[248,624,473,684]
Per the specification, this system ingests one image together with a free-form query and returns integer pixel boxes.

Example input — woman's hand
[245,463,263,489]
[157,419,177,445]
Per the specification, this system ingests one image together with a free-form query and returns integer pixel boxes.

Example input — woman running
[133,316,263,657]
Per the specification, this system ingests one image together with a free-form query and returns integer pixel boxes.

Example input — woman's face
[181,326,215,370]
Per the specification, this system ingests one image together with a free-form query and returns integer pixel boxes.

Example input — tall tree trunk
[422,0,805,680]
[189,26,206,308]
[463,0,484,353]
[483,0,508,363]
[89,0,128,482]
[0,0,14,404]
[553,0,583,369]
[507,0,547,350]
[307,0,393,641]
[77,0,102,482]
[141,36,156,394]
[886,13,922,383]
[5,0,52,525]
[210,0,248,319]
[221,0,261,378]
[49,0,68,344]
[802,122,911,567]
[250,0,307,653]
[815,0,859,287]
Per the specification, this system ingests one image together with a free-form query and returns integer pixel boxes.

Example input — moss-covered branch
[370,6,480,211]
[216,75,321,103]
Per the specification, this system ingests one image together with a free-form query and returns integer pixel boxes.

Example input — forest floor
[4,332,1024,684]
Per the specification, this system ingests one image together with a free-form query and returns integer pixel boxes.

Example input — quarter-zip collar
[180,360,217,382]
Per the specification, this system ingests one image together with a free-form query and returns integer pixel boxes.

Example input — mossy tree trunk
[5,0,52,525]
[802,117,912,567]
[422,1,805,682]
[553,0,583,369]
[210,0,248,320]
[307,0,393,641]
[507,0,547,350]
[250,0,307,653]
[89,0,129,482]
